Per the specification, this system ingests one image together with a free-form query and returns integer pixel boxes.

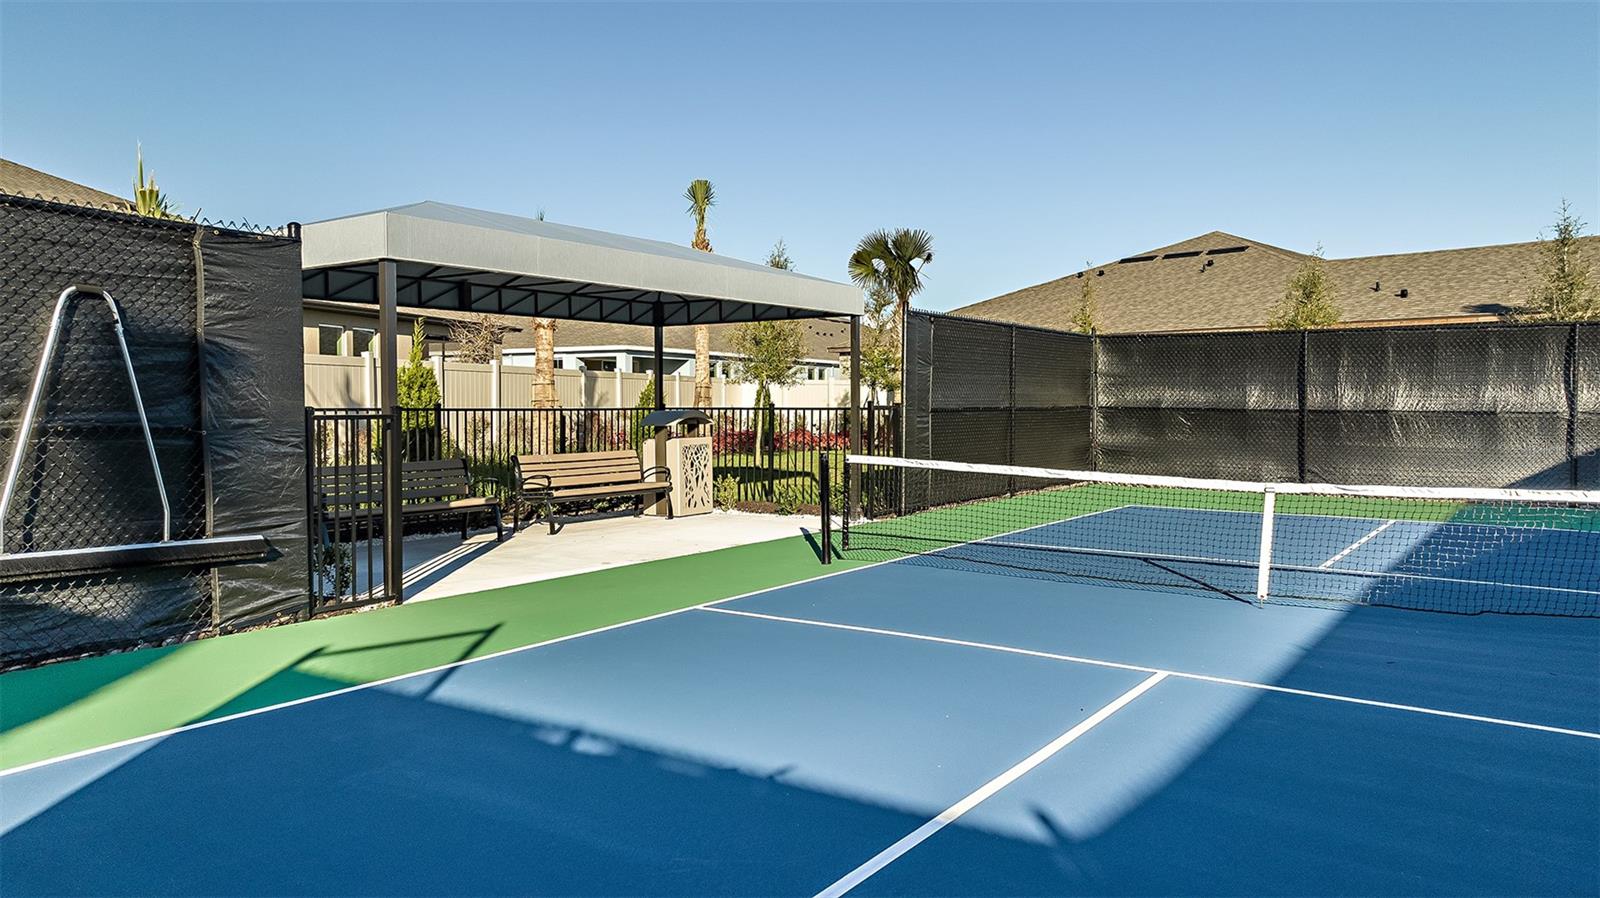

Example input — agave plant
[133,143,177,219]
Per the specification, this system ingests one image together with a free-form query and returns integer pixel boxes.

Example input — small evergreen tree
[1525,200,1599,322]
[631,379,657,447]
[1268,246,1342,330]
[397,319,441,456]
[730,320,804,463]
[1071,262,1100,334]
[766,238,795,271]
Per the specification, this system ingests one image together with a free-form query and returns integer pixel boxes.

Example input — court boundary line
[3,499,1152,774]
[702,606,1600,740]
[1122,502,1600,535]
[0,505,1134,777]
[0,546,917,778]
[811,672,1169,898]
[1321,520,1396,568]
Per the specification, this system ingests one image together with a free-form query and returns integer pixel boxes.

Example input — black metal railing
[396,404,900,513]
[306,408,392,615]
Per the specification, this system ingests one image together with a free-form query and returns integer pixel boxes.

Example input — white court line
[2,505,1140,777]
[1320,520,1397,568]
[0,543,915,778]
[703,606,1600,741]
[812,672,1168,898]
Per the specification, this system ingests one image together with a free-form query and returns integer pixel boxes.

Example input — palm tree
[684,179,716,408]
[847,228,934,356]
[527,208,561,410]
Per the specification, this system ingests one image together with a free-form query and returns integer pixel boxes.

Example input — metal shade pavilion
[300,201,865,597]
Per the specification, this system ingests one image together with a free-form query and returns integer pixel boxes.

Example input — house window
[351,328,376,355]
[317,325,344,356]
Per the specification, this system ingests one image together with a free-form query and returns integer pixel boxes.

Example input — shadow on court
[0,678,1023,897]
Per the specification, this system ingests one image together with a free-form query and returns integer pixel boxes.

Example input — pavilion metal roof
[300,201,861,324]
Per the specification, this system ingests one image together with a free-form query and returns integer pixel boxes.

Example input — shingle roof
[0,159,133,211]
[953,231,1600,333]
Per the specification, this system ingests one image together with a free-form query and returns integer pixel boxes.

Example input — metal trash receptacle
[640,409,714,517]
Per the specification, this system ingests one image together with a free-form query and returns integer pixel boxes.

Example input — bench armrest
[517,473,554,497]
[640,466,672,482]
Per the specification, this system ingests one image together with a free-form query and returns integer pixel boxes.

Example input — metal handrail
[0,286,172,552]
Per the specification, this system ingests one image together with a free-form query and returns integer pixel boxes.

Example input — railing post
[304,407,317,617]
[819,452,832,564]
[1567,323,1580,489]
[849,314,862,520]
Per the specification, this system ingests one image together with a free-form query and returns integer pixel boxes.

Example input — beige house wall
[304,355,860,409]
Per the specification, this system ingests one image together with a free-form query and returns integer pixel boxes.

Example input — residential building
[0,158,134,211]
[500,319,848,382]
[955,231,1599,334]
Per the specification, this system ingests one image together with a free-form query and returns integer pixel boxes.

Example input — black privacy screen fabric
[902,309,1595,493]
[1304,325,1573,487]
[200,228,308,627]
[1095,331,1301,481]
[1577,323,1598,488]
[0,199,210,664]
[0,196,304,667]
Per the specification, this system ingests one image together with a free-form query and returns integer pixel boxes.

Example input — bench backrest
[514,450,644,491]
[317,458,472,510]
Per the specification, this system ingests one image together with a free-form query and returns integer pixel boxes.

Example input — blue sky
[2,1,1595,311]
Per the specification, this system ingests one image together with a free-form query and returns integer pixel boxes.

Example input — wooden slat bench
[316,458,504,544]
[513,450,671,533]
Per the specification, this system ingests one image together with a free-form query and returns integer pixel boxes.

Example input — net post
[819,453,832,565]
[1255,486,1276,606]
[841,457,852,550]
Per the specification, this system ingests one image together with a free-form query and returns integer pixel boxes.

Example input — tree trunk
[693,324,712,408]
[531,318,559,409]
[530,317,560,454]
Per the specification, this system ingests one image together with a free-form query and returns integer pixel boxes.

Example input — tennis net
[830,455,1600,617]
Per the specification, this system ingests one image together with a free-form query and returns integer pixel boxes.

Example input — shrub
[773,480,805,515]
[772,428,849,451]
[714,475,741,510]
[714,428,757,453]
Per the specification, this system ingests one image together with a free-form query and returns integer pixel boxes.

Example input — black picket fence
[395,404,900,512]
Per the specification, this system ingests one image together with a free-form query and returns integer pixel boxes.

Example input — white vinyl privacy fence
[305,355,858,410]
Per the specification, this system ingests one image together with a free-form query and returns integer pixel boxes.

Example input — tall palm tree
[528,208,561,410]
[847,228,935,354]
[684,179,716,408]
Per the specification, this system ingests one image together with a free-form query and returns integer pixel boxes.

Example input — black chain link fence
[0,194,304,670]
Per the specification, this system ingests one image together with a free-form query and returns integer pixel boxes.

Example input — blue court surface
[2,529,1597,895]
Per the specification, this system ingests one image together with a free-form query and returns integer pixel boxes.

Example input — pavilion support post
[848,315,862,519]
[652,301,666,411]
[377,260,404,604]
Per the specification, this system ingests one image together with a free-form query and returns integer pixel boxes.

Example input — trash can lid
[641,409,713,428]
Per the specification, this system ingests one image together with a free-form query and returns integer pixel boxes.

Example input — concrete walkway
[392,512,812,603]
